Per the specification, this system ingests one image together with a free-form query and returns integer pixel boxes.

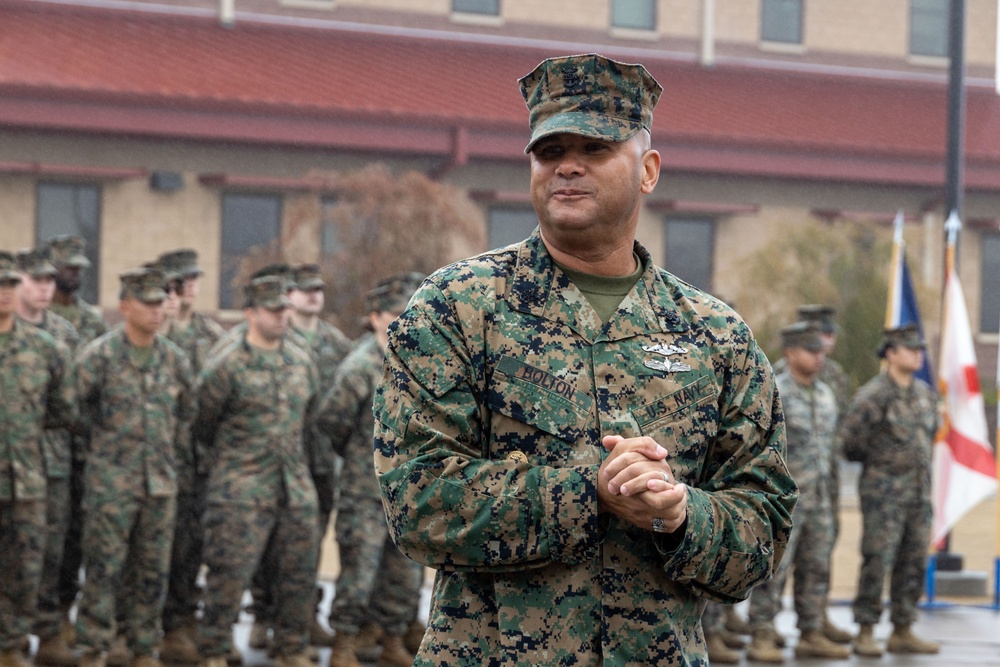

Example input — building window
[664,218,714,291]
[611,0,656,31]
[452,0,499,15]
[761,0,803,44]
[981,232,1000,334]
[219,193,282,309]
[320,196,340,255]
[488,208,537,250]
[36,182,101,304]
[910,0,949,57]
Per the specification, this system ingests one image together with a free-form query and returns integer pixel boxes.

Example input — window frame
[980,230,1000,335]
[35,181,102,305]
[218,191,283,310]
[451,0,500,16]
[760,0,804,46]
[909,0,949,59]
[663,216,716,292]
[611,0,657,32]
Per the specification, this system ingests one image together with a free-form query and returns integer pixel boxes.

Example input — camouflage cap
[46,235,91,268]
[158,248,203,278]
[878,322,926,357]
[16,248,57,278]
[0,251,22,283]
[797,304,838,334]
[250,262,293,289]
[291,263,325,290]
[366,272,425,314]
[245,275,291,310]
[780,320,825,352]
[519,53,663,154]
[143,258,182,284]
[120,267,167,303]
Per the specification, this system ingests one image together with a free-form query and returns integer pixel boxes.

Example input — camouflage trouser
[700,602,726,634]
[162,475,208,633]
[57,456,86,607]
[75,493,177,655]
[853,477,931,627]
[199,502,319,658]
[250,472,334,625]
[749,501,834,632]
[34,476,72,640]
[0,499,46,650]
[329,497,423,637]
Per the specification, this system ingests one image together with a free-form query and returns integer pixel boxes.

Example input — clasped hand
[597,435,687,533]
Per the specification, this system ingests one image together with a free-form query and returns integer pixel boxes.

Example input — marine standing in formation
[373,53,797,665]
[0,251,75,667]
[842,323,941,657]
[746,322,850,663]
[193,276,319,667]
[317,273,425,667]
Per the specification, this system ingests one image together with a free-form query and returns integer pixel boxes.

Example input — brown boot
[106,637,131,667]
[376,635,413,667]
[853,624,883,657]
[745,629,784,664]
[354,623,383,662]
[886,625,940,654]
[60,604,77,647]
[272,653,313,667]
[794,629,851,659]
[723,607,751,635]
[78,652,106,667]
[705,632,741,664]
[0,649,31,667]
[247,622,270,651]
[128,656,163,667]
[197,657,227,667]
[403,619,425,655]
[718,627,746,650]
[159,628,200,665]
[328,634,361,667]
[821,615,854,644]
[35,634,81,666]
[308,618,333,648]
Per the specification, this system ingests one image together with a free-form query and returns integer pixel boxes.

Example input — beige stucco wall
[0,177,37,251]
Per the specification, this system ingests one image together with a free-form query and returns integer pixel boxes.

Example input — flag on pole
[930,211,998,547]
[885,209,933,385]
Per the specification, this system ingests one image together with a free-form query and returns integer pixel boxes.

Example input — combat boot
[78,652,106,667]
[821,614,854,644]
[106,637,131,667]
[247,622,270,651]
[376,635,413,667]
[60,603,77,646]
[704,632,740,664]
[745,629,784,664]
[222,648,242,667]
[197,656,227,667]
[723,607,751,635]
[886,625,940,654]
[272,652,313,667]
[718,627,746,650]
[327,634,361,667]
[35,633,81,666]
[0,649,31,667]
[158,627,200,664]
[128,655,163,667]
[853,624,883,657]
[308,618,332,647]
[354,623,383,662]
[403,619,425,655]
[794,629,851,659]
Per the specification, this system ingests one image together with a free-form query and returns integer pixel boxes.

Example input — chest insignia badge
[506,451,528,464]
[644,359,692,373]
[642,343,688,356]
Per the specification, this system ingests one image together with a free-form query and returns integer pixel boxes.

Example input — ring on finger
[651,517,667,533]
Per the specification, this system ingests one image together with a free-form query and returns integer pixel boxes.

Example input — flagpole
[937,211,962,570]
[886,209,905,329]
[995,306,1000,608]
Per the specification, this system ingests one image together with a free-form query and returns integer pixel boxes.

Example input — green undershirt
[555,254,644,324]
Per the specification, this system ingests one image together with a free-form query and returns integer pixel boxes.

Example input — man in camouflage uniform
[46,235,108,626]
[0,251,74,667]
[841,323,940,657]
[248,264,353,650]
[746,322,850,663]
[316,273,425,667]
[73,268,196,667]
[373,54,797,666]
[154,250,226,665]
[192,276,319,667]
[14,249,83,666]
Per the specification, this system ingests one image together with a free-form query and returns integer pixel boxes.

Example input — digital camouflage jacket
[374,232,797,667]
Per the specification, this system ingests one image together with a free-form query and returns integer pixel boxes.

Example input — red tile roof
[2,0,1000,189]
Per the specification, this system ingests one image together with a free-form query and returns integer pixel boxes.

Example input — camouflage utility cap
[780,321,825,352]
[878,323,926,357]
[46,235,91,268]
[245,275,290,310]
[251,262,293,289]
[797,304,837,334]
[0,251,22,282]
[159,248,203,278]
[292,263,324,290]
[143,258,182,283]
[16,248,57,278]
[366,272,425,314]
[120,267,167,303]
[519,53,662,154]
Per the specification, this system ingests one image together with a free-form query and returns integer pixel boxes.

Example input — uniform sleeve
[839,383,881,464]
[655,335,798,603]
[315,363,370,458]
[44,339,76,431]
[374,284,602,573]
[191,355,232,451]
[73,343,104,437]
